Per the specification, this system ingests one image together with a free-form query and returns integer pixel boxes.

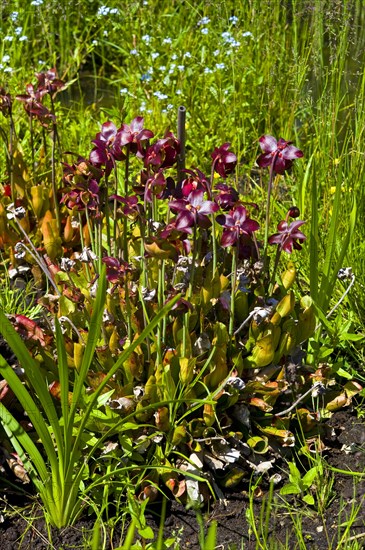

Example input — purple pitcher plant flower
[144,131,180,170]
[61,179,100,212]
[217,205,260,248]
[0,87,12,116]
[119,116,154,158]
[269,219,306,253]
[169,189,218,233]
[35,67,64,95]
[257,135,303,175]
[211,142,237,178]
[179,168,211,198]
[16,83,56,126]
[90,121,125,176]
[213,183,240,210]
[102,256,132,285]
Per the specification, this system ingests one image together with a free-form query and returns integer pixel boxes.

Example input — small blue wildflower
[3,67,13,73]
[176,89,182,95]
[10,11,18,20]
[221,31,231,41]
[204,67,213,74]
[103,30,108,36]
[159,65,166,72]
[4,36,13,42]
[242,31,253,37]
[177,65,185,71]
[120,88,128,94]
[130,49,139,55]
[184,52,191,58]
[201,28,209,35]
[15,27,23,35]
[153,91,168,100]
[141,72,153,82]
[216,63,225,69]
[92,40,98,45]
[214,49,220,56]
[229,15,239,25]
[171,54,178,61]
[30,0,43,5]
[110,7,118,14]
[2,55,10,63]
[166,104,174,110]
[198,16,210,26]
[151,52,160,60]
[19,36,28,42]
[97,6,110,15]
[163,37,172,44]
[142,34,151,44]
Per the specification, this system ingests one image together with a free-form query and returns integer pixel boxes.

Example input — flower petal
[259,135,277,153]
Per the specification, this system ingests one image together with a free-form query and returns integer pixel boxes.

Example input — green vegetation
[0,0,365,548]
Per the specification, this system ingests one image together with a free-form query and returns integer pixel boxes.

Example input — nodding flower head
[269,219,306,253]
[257,135,303,175]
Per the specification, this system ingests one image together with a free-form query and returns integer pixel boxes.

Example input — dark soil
[1,410,365,549]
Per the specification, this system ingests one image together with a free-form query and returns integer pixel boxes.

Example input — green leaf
[138,525,154,539]
[0,352,59,474]
[288,461,301,482]
[302,467,318,488]
[280,482,301,496]
[0,402,48,485]
[204,520,218,549]
[302,494,315,505]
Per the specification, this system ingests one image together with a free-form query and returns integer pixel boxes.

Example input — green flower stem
[29,114,36,183]
[210,158,217,273]
[78,212,92,282]
[51,126,61,235]
[9,110,15,201]
[269,245,282,294]
[12,219,60,296]
[124,277,132,343]
[263,156,278,268]
[229,245,238,338]
[123,145,130,262]
[112,160,119,257]
[85,208,97,271]
[187,223,198,300]
[103,176,111,256]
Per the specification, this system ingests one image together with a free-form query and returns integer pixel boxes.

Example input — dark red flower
[257,135,303,175]
[269,219,306,253]
[36,68,64,95]
[90,121,125,176]
[213,183,239,210]
[144,131,180,170]
[169,189,218,233]
[102,256,132,285]
[61,179,99,211]
[109,194,141,219]
[63,156,103,186]
[179,168,210,198]
[217,205,260,248]
[119,116,154,158]
[144,170,166,203]
[16,83,55,125]
[211,143,237,178]
[0,87,12,116]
